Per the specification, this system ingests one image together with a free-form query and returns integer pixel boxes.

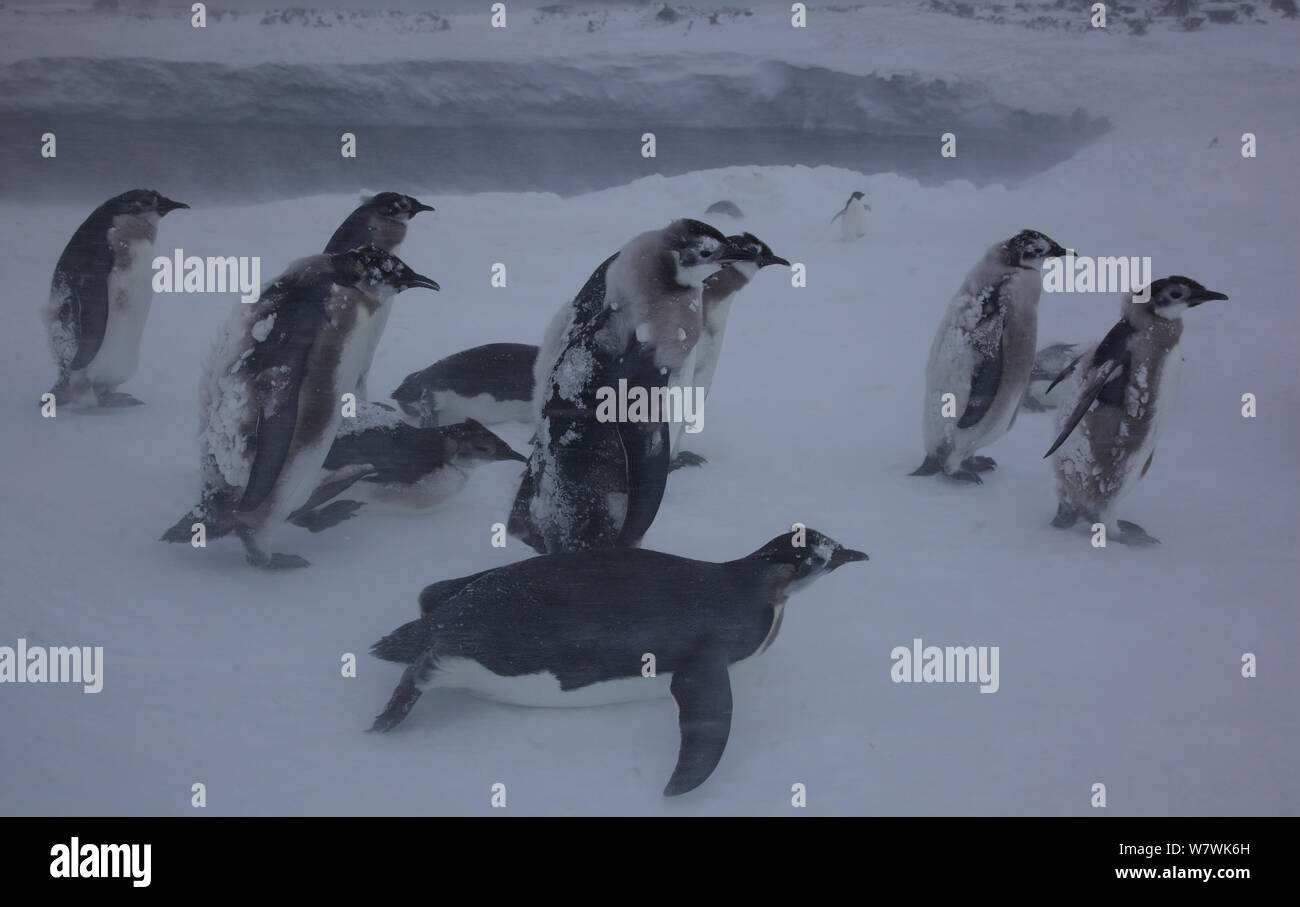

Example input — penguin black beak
[504,448,529,464]
[1189,289,1229,306]
[412,202,435,215]
[158,198,189,215]
[402,271,440,292]
[761,253,792,268]
[828,547,869,570]
[1047,242,1068,258]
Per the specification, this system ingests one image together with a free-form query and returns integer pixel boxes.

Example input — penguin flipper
[664,647,733,797]
[52,214,116,372]
[957,350,1003,429]
[614,343,672,547]
[1043,322,1135,458]
[235,299,329,513]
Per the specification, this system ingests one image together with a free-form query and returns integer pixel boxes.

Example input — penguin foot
[1051,503,1079,529]
[670,451,708,471]
[910,455,943,476]
[248,552,311,570]
[961,456,997,473]
[947,469,983,485]
[98,392,145,407]
[1116,520,1161,546]
[290,500,364,533]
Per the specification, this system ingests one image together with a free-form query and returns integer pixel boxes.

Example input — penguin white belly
[264,313,377,523]
[433,390,533,425]
[86,239,155,387]
[841,202,866,240]
[350,467,468,513]
[356,300,394,396]
[427,657,673,707]
[1113,349,1181,506]
[667,347,699,456]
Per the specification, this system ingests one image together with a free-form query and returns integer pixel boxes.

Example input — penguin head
[748,528,868,594]
[114,189,188,221]
[361,192,435,222]
[1143,276,1229,321]
[661,219,761,287]
[337,245,440,293]
[725,233,791,273]
[441,419,528,468]
[849,190,867,205]
[1002,229,1067,269]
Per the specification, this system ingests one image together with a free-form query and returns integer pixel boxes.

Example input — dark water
[0,116,1101,204]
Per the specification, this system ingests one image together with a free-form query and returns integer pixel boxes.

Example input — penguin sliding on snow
[509,220,760,554]
[1021,342,1085,412]
[1043,276,1228,545]
[161,246,439,568]
[830,191,869,241]
[44,189,188,408]
[288,402,525,529]
[368,527,868,796]
[912,229,1067,483]
[391,342,538,428]
[323,192,435,400]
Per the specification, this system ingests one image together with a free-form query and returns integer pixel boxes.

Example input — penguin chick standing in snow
[1043,276,1228,545]
[323,192,435,400]
[288,403,525,529]
[391,342,538,428]
[162,246,439,568]
[671,232,790,467]
[912,229,1067,483]
[510,220,758,554]
[830,191,869,241]
[369,527,868,796]
[44,189,188,408]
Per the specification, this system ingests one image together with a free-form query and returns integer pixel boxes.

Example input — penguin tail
[370,616,436,665]
[910,455,943,477]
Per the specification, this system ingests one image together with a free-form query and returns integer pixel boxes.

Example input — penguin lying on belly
[368,527,868,797]
[288,403,526,530]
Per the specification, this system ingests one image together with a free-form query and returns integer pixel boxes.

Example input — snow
[1,2,1297,816]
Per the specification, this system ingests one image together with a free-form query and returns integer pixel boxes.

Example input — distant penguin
[830,191,869,241]
[1044,276,1228,545]
[705,200,744,218]
[391,342,538,428]
[1021,342,1085,412]
[511,220,758,554]
[670,231,790,466]
[368,527,868,796]
[289,403,525,528]
[324,192,435,400]
[161,246,439,568]
[44,189,188,408]
[912,229,1067,483]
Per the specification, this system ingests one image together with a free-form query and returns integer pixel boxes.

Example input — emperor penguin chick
[511,220,759,554]
[44,189,188,408]
[162,246,440,569]
[324,192,435,400]
[1044,276,1229,546]
[913,229,1067,483]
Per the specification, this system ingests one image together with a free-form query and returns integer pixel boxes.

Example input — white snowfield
[0,3,1296,815]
